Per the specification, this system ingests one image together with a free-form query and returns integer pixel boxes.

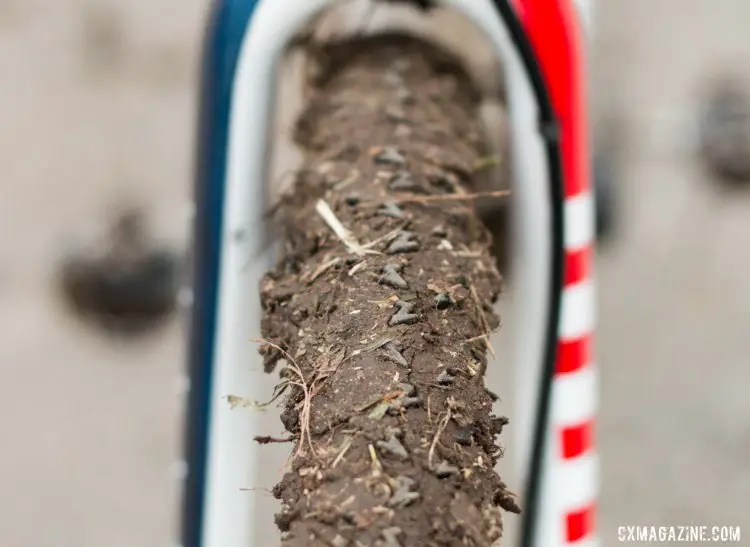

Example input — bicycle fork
[179,1,597,546]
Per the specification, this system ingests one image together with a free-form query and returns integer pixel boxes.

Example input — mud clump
[261,34,516,546]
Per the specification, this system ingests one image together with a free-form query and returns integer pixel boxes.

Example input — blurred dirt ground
[0,1,201,545]
[2,1,749,546]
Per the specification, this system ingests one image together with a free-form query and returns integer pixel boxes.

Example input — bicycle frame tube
[513,1,597,546]
[180,2,263,546]
[180,1,594,546]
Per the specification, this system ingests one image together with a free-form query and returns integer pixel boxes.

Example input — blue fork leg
[179,2,261,546]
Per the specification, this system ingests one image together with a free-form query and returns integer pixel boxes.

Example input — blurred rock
[58,206,182,335]
[80,4,127,77]
[592,114,627,247]
[593,148,617,244]
[698,74,750,184]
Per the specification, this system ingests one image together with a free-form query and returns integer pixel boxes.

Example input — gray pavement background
[1,1,749,546]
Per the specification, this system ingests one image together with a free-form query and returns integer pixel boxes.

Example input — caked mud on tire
[260,35,519,546]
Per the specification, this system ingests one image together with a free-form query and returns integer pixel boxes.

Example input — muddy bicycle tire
[259,34,520,547]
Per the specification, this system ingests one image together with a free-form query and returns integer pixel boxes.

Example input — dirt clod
[388,476,420,508]
[386,231,420,254]
[401,396,421,409]
[436,239,453,251]
[377,527,404,547]
[379,263,408,289]
[384,71,404,87]
[490,416,509,434]
[435,292,452,310]
[397,382,415,396]
[431,224,447,237]
[454,425,475,446]
[434,460,460,478]
[376,526,401,547]
[385,105,407,122]
[388,171,417,191]
[394,124,412,138]
[395,87,414,104]
[390,300,419,326]
[379,201,406,219]
[436,369,455,385]
[376,435,409,461]
[374,146,406,165]
[382,341,409,367]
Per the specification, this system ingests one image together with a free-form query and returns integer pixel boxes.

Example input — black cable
[488,2,566,547]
